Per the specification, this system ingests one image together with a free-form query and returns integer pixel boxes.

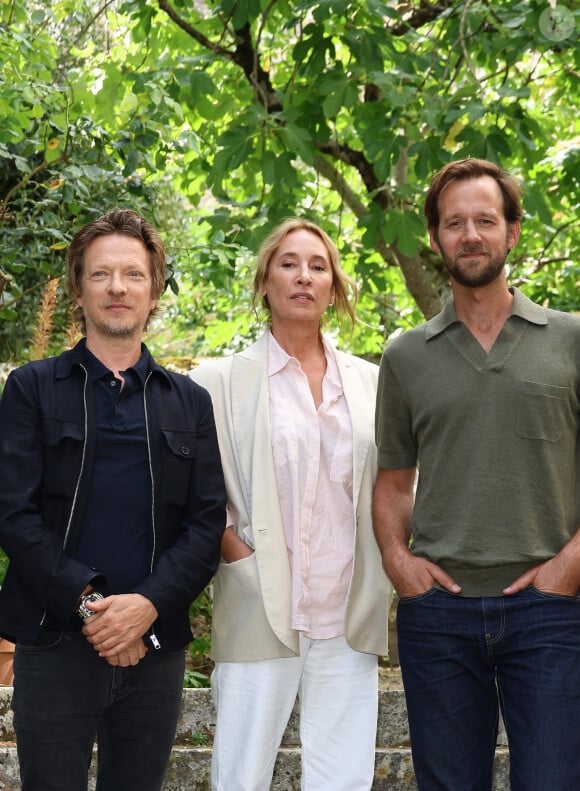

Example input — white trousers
[210,633,378,791]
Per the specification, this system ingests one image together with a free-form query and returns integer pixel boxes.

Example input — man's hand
[372,466,461,599]
[386,546,461,599]
[504,545,580,597]
[104,638,149,667]
[81,593,158,658]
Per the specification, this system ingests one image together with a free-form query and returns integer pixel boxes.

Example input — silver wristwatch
[76,591,104,619]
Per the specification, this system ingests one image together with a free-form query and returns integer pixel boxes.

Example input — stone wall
[0,686,510,790]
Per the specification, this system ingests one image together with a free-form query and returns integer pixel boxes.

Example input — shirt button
[110,380,117,387]
[180,446,190,456]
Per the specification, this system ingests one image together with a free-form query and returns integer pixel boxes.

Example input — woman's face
[261,229,335,328]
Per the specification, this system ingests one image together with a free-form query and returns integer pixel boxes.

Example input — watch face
[78,592,103,618]
[539,5,575,42]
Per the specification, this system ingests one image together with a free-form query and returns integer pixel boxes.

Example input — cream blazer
[191,333,392,661]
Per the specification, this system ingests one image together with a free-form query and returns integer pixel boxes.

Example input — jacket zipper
[62,364,89,552]
[40,365,89,627]
[143,371,160,650]
[42,366,161,651]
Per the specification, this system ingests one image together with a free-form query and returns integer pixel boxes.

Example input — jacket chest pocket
[161,429,197,505]
[40,419,84,496]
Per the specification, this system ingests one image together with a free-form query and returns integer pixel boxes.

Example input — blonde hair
[252,218,357,329]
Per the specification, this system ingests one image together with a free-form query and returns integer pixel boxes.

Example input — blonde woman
[191,218,392,791]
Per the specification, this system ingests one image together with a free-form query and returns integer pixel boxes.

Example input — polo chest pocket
[161,429,197,504]
[516,381,573,442]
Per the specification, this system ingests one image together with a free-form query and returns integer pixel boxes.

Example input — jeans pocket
[529,585,580,602]
[17,631,64,651]
[397,586,438,604]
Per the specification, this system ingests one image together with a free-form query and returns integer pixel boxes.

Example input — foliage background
[0,0,578,365]
[0,0,578,682]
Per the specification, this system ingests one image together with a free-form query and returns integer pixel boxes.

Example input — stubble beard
[438,236,511,289]
[94,316,143,339]
[101,324,139,338]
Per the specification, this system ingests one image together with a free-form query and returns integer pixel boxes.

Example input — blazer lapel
[231,334,295,647]
[335,351,372,512]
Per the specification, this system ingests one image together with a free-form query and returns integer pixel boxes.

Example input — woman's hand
[221,526,254,562]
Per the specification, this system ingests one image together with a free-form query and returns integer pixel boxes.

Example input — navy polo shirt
[75,346,152,594]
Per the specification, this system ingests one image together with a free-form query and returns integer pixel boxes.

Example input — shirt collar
[268,331,293,376]
[425,286,548,341]
[83,342,151,387]
[267,331,341,388]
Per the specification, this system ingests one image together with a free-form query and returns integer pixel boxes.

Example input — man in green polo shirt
[373,157,580,791]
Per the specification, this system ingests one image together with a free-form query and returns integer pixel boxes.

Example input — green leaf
[1,0,577,363]
[279,123,313,165]
[524,185,555,225]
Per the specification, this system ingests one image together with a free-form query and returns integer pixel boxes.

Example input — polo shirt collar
[509,286,547,325]
[425,286,547,341]
[83,341,152,387]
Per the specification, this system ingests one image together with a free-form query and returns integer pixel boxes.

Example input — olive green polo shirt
[376,287,580,596]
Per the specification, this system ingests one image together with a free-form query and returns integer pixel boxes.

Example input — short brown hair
[252,218,358,329]
[424,158,522,230]
[65,208,166,332]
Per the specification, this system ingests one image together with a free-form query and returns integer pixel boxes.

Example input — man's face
[75,234,157,341]
[429,176,520,289]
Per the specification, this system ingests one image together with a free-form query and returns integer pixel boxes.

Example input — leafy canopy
[0,0,578,361]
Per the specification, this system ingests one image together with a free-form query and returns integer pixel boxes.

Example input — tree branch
[387,0,451,37]
[229,23,283,112]
[157,0,234,60]
[74,0,118,48]
[315,140,392,208]
[157,0,283,112]
[313,154,444,318]
[0,156,68,221]
[156,0,446,319]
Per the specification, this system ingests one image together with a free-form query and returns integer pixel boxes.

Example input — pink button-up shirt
[268,332,354,639]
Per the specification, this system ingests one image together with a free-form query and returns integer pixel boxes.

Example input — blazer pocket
[212,553,263,629]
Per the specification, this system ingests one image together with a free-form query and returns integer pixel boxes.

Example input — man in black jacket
[0,209,226,791]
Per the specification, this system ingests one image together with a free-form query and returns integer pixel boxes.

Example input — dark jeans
[12,630,185,791]
[397,587,580,791]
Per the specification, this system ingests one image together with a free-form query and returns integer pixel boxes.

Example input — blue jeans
[397,587,580,791]
[12,630,185,791]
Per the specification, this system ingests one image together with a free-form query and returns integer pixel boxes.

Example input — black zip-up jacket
[0,340,226,648]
